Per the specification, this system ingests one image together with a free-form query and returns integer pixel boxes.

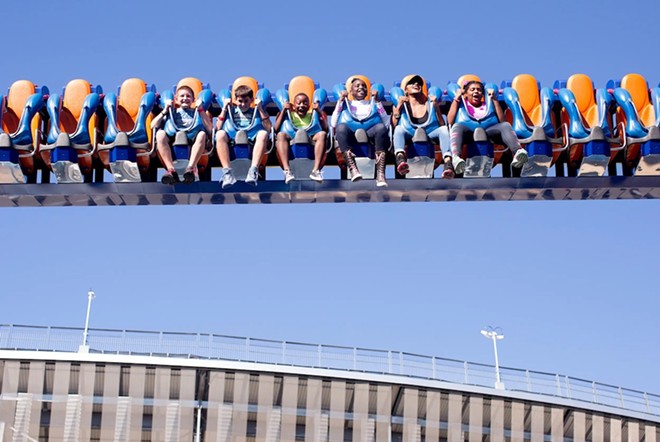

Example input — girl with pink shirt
[444,80,528,177]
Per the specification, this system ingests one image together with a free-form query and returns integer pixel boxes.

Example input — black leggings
[335,123,390,153]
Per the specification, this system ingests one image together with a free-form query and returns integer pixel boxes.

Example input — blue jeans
[393,125,450,154]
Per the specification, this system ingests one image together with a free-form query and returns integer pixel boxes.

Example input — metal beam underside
[1,177,659,207]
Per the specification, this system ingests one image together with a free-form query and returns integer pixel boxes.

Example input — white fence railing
[1,324,658,417]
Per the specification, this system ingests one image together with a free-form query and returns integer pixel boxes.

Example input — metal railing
[1,324,659,417]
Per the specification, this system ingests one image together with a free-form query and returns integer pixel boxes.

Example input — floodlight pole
[481,327,505,390]
[79,289,96,353]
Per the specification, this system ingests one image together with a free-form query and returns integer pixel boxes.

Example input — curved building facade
[1,325,658,441]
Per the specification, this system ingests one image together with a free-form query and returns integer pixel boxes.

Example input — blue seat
[331,74,386,180]
[274,75,329,180]
[448,74,501,177]
[157,77,214,179]
[216,76,273,178]
[42,79,102,183]
[98,78,157,182]
[0,80,47,183]
[501,74,564,177]
[610,73,660,175]
[556,74,623,176]
[390,74,446,178]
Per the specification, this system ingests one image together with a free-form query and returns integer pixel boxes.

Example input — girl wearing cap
[391,74,450,176]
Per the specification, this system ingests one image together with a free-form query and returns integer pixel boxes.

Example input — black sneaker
[161,170,180,185]
[183,168,196,184]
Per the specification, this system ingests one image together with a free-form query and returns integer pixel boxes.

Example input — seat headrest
[63,79,92,120]
[7,80,36,112]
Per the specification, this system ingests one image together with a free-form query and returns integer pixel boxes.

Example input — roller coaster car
[556,74,624,177]
[0,80,47,183]
[97,78,157,182]
[609,73,660,175]
[158,77,214,180]
[41,79,102,183]
[332,75,386,180]
[274,76,328,180]
[390,75,445,178]
[501,74,565,177]
[216,77,272,180]
[448,74,503,178]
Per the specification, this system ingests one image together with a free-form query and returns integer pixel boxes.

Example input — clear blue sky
[1,0,659,395]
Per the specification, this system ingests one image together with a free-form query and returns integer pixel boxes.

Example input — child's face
[350,80,368,100]
[235,94,253,111]
[293,94,310,115]
[175,88,194,109]
[465,83,484,105]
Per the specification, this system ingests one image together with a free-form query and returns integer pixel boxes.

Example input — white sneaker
[221,168,236,189]
[512,148,529,168]
[284,170,295,184]
[309,170,323,182]
[245,166,259,186]
[453,155,466,175]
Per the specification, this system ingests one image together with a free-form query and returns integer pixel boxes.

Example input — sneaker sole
[161,175,176,185]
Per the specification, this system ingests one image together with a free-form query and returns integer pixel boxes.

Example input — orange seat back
[511,74,543,126]
[457,74,481,88]
[566,74,597,128]
[345,75,371,100]
[231,77,259,106]
[620,73,655,127]
[61,79,92,133]
[117,78,147,132]
[288,76,315,116]
[4,80,38,134]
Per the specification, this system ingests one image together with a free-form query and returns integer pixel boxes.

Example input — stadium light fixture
[481,326,505,390]
[79,289,96,353]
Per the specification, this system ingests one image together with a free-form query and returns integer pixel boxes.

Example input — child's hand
[195,98,203,110]
[283,102,291,111]
[429,95,437,103]
[339,90,348,101]
[312,102,320,111]
[164,100,173,110]
[372,90,380,102]
[255,98,262,108]
[487,88,497,100]
[222,98,231,108]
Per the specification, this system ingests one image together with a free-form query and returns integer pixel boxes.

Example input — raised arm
[489,89,505,123]
[198,105,213,134]
[330,90,348,128]
[256,99,272,132]
[447,94,462,125]
[150,100,171,130]
[314,102,329,132]
[273,102,291,132]
[430,95,446,126]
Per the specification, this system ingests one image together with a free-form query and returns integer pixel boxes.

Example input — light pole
[481,326,505,390]
[79,289,96,353]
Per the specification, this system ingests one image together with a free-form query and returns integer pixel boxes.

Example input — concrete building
[1,325,658,441]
